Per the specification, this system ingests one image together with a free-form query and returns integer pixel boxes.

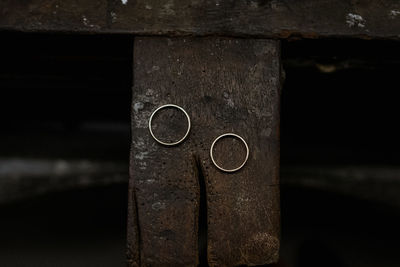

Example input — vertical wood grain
[129,37,281,266]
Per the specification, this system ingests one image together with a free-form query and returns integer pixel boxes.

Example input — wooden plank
[129,38,201,266]
[0,0,108,32]
[129,37,281,266]
[0,0,400,39]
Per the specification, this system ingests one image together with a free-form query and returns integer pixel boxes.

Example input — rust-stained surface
[129,37,281,266]
[1,0,400,39]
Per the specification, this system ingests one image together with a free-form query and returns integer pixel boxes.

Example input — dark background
[0,33,400,266]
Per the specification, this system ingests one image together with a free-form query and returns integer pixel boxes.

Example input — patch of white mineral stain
[81,16,98,28]
[163,0,176,15]
[249,0,258,9]
[346,13,366,28]
[177,63,184,75]
[53,5,59,15]
[82,16,89,26]
[133,102,144,112]
[223,92,235,108]
[147,65,160,74]
[121,0,128,5]
[134,137,146,148]
[146,89,154,96]
[389,10,400,19]
[110,12,117,22]
[139,161,147,170]
[135,151,149,160]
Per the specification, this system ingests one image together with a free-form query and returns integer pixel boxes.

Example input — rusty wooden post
[128,37,281,266]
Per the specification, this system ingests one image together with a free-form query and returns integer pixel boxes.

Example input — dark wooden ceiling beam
[1,0,400,39]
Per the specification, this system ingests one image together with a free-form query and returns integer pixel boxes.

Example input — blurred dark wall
[0,34,400,266]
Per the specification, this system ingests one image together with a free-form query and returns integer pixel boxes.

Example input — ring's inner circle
[212,135,247,170]
[151,106,189,144]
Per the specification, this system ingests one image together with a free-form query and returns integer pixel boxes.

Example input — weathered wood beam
[282,165,400,208]
[4,159,400,211]
[129,37,281,266]
[0,158,127,204]
[1,0,400,39]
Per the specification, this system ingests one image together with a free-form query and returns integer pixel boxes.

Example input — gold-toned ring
[148,104,191,146]
[210,133,249,172]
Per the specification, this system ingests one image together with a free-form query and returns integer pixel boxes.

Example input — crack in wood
[194,155,208,266]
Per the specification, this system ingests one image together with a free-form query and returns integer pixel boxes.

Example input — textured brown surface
[129,37,281,266]
[1,0,400,39]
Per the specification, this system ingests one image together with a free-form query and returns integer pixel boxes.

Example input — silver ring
[210,133,249,172]
[148,104,191,146]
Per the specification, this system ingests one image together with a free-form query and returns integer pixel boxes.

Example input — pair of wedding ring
[148,104,249,173]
